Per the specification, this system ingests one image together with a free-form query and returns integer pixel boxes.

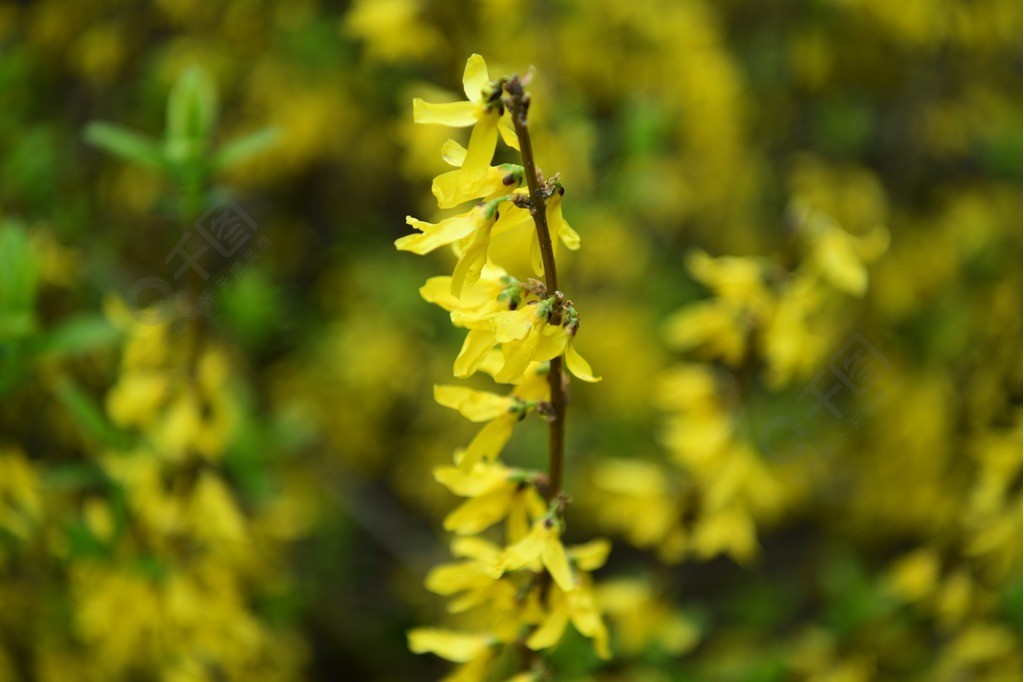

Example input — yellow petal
[548,199,581,251]
[434,385,511,422]
[454,328,495,378]
[662,301,742,358]
[542,530,576,592]
[569,538,612,571]
[396,213,476,254]
[424,560,484,595]
[592,459,668,495]
[526,594,570,651]
[493,308,536,343]
[530,228,544,276]
[441,138,467,167]
[498,113,520,150]
[433,166,508,209]
[459,114,499,194]
[444,488,516,534]
[512,363,550,402]
[106,371,169,427]
[492,202,532,237]
[811,227,869,296]
[408,628,489,662]
[567,587,611,659]
[434,463,510,497]
[495,324,542,384]
[566,342,601,382]
[412,99,477,127]
[500,522,546,572]
[559,220,581,251]
[420,275,459,311]
[885,548,940,603]
[451,223,494,297]
[506,495,531,545]
[451,536,503,562]
[462,53,490,101]
[533,327,567,363]
[431,169,464,208]
[448,586,492,614]
[460,414,516,472]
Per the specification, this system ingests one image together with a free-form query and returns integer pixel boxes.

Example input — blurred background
[0,0,1020,680]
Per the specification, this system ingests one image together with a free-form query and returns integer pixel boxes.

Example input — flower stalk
[502,75,566,502]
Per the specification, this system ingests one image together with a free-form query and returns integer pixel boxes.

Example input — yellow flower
[398,199,510,296]
[760,275,827,388]
[424,539,547,644]
[397,204,493,256]
[434,385,521,472]
[590,459,686,560]
[686,249,771,313]
[538,323,601,384]
[492,306,600,384]
[690,503,758,564]
[805,220,889,297]
[420,266,511,377]
[105,370,169,427]
[432,138,522,209]
[662,300,747,365]
[433,459,545,535]
[495,517,575,592]
[413,54,519,196]
[342,0,442,63]
[424,537,505,612]
[526,540,612,659]
[597,579,701,656]
[884,547,940,603]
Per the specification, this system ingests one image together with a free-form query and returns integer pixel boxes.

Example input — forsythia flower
[434,460,546,537]
[412,54,520,196]
[432,138,522,209]
[397,54,610,678]
[526,540,612,659]
[421,266,600,384]
[594,203,886,569]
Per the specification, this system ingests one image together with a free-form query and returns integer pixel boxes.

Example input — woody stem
[504,76,565,502]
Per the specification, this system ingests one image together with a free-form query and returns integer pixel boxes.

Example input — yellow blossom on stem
[496,516,575,592]
[432,138,523,209]
[434,460,546,536]
[413,54,520,192]
[399,55,607,678]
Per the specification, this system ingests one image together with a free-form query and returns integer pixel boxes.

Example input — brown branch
[503,76,566,502]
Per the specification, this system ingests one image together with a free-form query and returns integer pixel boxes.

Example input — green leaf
[43,462,109,492]
[166,66,218,147]
[212,126,280,171]
[51,375,133,449]
[0,221,39,339]
[64,520,111,559]
[34,314,120,359]
[83,121,167,170]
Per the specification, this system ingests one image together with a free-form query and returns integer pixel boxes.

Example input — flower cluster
[591,204,888,565]
[396,55,609,680]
